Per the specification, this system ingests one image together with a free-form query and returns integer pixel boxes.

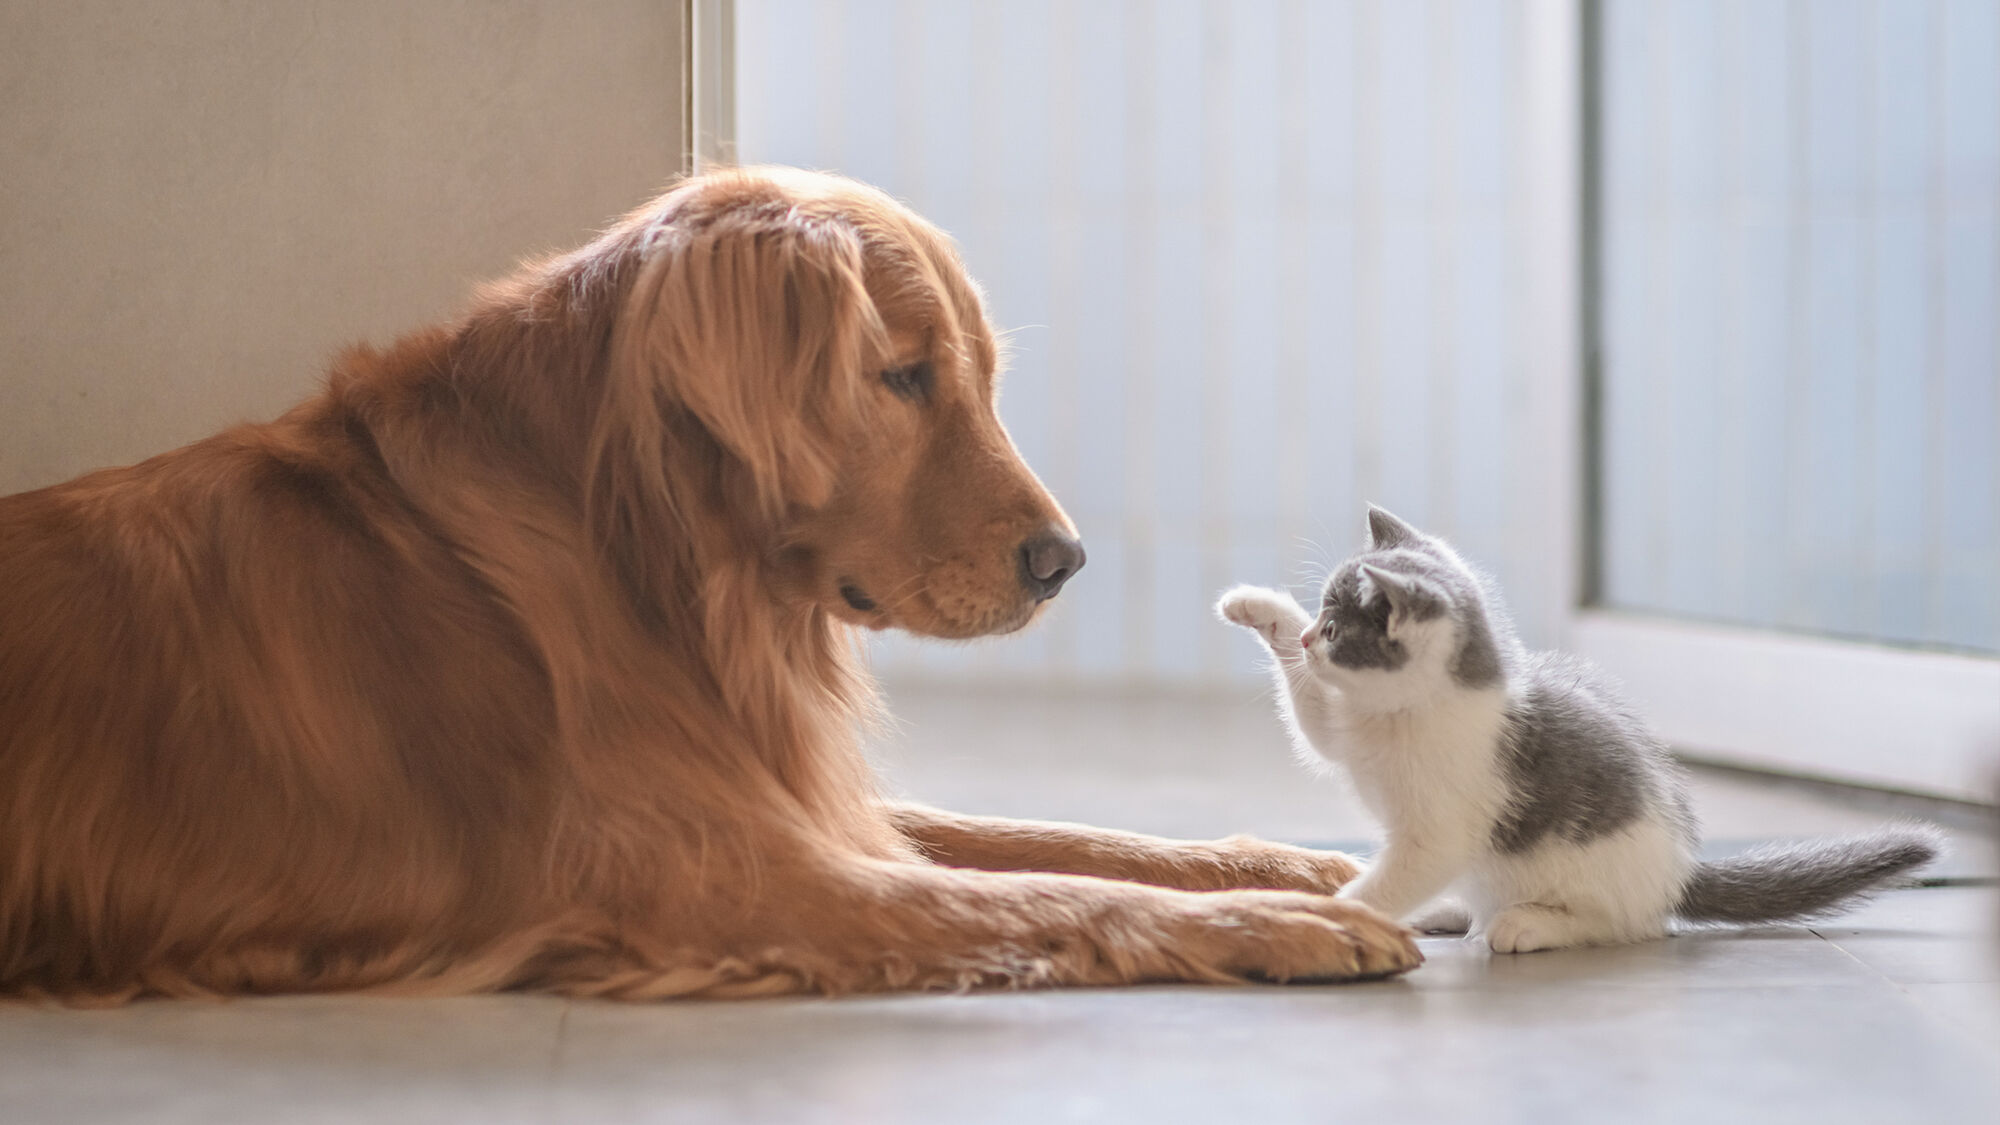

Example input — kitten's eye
[880,362,934,402]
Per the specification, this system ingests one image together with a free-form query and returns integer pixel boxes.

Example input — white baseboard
[1570,611,2000,803]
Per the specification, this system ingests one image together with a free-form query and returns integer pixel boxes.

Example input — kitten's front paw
[1409,901,1474,935]
[1217,586,1309,649]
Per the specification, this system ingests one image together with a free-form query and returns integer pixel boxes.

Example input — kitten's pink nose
[1300,628,1316,649]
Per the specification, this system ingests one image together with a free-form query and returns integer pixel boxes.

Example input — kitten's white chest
[1317,690,1512,831]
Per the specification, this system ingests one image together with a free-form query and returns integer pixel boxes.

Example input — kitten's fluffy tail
[1673,824,1944,925]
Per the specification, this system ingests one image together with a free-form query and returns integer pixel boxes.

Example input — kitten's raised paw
[1485,904,1574,954]
[1216,586,1309,648]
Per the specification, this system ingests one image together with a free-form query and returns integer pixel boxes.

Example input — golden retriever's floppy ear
[601,203,887,528]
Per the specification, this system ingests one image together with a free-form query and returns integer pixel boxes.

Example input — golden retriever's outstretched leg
[545,857,1418,999]
[884,803,1364,896]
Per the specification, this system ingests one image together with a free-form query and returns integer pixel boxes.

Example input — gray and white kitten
[1218,505,1941,952]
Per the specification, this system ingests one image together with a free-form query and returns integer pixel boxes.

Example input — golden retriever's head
[604,167,1082,640]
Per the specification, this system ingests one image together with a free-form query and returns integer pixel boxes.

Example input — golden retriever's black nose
[1019,532,1086,601]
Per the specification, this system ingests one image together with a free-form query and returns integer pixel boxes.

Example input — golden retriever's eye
[880,362,933,403]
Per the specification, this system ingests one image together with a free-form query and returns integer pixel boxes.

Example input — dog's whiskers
[870,573,931,615]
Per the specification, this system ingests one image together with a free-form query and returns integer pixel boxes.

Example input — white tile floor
[3,684,1995,1124]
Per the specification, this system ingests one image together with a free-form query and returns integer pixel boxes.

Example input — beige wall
[0,1,686,495]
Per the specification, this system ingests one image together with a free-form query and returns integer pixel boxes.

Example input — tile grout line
[1839,947,2000,1062]
[549,999,571,1078]
[1808,920,1939,998]
[534,998,574,1125]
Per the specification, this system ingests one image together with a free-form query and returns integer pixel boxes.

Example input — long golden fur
[0,167,1419,1002]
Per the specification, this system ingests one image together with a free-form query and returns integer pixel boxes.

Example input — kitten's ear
[1367,505,1422,550]
[1359,563,1439,623]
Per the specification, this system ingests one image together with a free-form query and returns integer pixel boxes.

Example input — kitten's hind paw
[1216,586,1311,649]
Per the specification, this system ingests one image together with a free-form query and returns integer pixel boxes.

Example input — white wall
[0,0,686,496]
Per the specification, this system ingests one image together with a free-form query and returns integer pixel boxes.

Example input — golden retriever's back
[0,387,569,998]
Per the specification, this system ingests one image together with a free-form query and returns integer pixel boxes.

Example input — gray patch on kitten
[1447,597,1505,688]
[1490,653,1692,854]
[1316,562,1426,672]
[1317,537,1507,689]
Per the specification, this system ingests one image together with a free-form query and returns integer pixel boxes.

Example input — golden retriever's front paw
[1215,835,1364,895]
[1172,891,1423,983]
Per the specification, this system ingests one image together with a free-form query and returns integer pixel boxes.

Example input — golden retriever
[0,167,1419,1002]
